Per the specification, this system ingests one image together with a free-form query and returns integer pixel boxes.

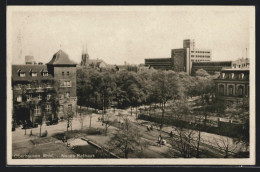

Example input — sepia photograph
[6,6,255,165]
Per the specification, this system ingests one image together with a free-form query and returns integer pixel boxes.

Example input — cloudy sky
[7,6,254,65]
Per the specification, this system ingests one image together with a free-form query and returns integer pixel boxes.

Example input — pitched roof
[88,59,107,67]
[46,49,77,65]
[12,65,54,82]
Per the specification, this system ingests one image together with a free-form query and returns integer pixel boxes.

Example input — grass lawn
[13,137,75,159]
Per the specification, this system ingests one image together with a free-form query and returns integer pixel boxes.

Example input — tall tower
[183,39,195,50]
[81,44,90,66]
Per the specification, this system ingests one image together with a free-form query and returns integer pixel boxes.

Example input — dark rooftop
[12,65,53,82]
[46,49,77,66]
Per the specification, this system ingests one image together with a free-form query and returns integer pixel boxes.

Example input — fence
[138,114,244,138]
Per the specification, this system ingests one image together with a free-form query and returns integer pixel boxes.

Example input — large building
[191,61,233,75]
[144,58,172,70]
[232,57,250,69]
[214,69,249,102]
[191,57,250,75]
[145,39,211,74]
[12,50,77,124]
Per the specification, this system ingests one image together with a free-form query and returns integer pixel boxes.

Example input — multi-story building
[172,39,211,74]
[145,39,211,74]
[232,57,250,69]
[191,61,233,75]
[144,58,172,70]
[12,49,77,124]
[214,69,249,102]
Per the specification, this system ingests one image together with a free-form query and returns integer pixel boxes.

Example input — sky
[7,6,254,65]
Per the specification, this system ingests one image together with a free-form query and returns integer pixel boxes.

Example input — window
[228,85,234,96]
[47,94,51,100]
[19,72,25,77]
[238,85,244,97]
[65,81,71,87]
[68,104,72,111]
[27,84,31,89]
[34,106,40,115]
[66,92,70,98]
[219,85,224,96]
[37,94,42,100]
[239,73,245,79]
[26,94,32,101]
[17,95,22,102]
[67,71,70,76]
[221,73,225,79]
[32,72,37,77]
[61,80,71,87]
[42,72,48,76]
[46,104,51,112]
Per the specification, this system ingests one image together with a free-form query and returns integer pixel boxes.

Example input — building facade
[12,50,77,124]
[232,58,250,69]
[191,61,233,75]
[145,39,211,74]
[144,58,172,70]
[214,69,249,102]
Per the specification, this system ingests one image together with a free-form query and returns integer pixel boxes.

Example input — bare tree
[214,137,238,158]
[65,108,74,132]
[102,113,113,135]
[109,117,144,158]
[78,112,86,130]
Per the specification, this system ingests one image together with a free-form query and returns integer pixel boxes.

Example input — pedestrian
[169,131,173,138]
[147,126,150,132]
[158,135,162,146]
[150,125,153,131]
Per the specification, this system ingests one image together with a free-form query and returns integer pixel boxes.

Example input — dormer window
[30,69,37,77]
[20,72,25,77]
[17,69,26,77]
[41,69,48,76]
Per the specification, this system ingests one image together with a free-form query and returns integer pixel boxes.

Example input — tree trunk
[136,106,138,120]
[196,130,201,158]
[160,102,165,135]
[103,94,105,120]
[40,125,42,137]
[89,115,92,128]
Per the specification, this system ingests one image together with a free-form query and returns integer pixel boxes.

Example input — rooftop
[47,49,77,66]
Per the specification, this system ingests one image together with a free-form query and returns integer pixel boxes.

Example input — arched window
[219,85,224,96]
[238,85,244,97]
[228,85,234,96]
